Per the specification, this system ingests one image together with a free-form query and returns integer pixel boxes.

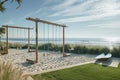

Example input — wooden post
[28,28,30,52]
[62,27,65,57]
[35,21,38,63]
[6,27,8,54]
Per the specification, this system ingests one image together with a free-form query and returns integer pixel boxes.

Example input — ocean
[1,38,120,49]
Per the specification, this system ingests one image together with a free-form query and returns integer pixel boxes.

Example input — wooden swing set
[26,17,67,63]
[2,25,33,54]
[1,17,67,63]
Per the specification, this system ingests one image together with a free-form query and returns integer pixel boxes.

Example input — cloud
[50,0,97,17]
[23,12,34,19]
[52,0,78,10]
[4,20,14,25]
[33,0,61,15]
[56,11,120,23]
[49,0,120,22]
[87,21,120,29]
[35,8,43,14]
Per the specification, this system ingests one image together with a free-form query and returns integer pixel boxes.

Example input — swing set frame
[2,25,33,54]
[1,17,67,63]
[26,17,67,63]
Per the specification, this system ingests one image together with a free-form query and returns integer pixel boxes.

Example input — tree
[0,27,5,35]
[0,28,5,41]
[0,0,22,12]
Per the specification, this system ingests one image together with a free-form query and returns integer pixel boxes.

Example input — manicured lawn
[32,63,120,80]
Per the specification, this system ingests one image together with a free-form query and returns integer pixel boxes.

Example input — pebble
[1,50,95,73]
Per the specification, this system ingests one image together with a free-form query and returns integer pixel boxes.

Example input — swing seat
[64,53,71,57]
[28,49,36,52]
[26,59,36,64]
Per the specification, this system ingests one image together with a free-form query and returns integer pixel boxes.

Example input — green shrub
[64,44,70,52]
[30,44,36,49]
[0,42,7,55]
[9,43,24,49]
[22,44,28,49]
[100,47,110,54]
[111,46,120,58]
[38,43,61,52]
[73,45,88,54]
[5,42,120,58]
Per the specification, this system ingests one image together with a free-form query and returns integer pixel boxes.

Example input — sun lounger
[95,53,105,60]
[104,53,112,58]
[95,53,112,60]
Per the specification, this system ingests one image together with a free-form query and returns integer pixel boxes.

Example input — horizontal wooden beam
[2,25,33,30]
[26,17,67,27]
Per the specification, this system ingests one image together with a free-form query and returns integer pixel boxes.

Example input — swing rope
[43,23,45,53]
[48,24,49,54]
[59,27,61,53]
[52,25,55,53]
[17,28,19,49]
[55,26,57,52]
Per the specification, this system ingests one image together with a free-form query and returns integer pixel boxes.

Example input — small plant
[0,59,29,80]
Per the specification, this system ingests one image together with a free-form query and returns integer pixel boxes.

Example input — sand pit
[1,49,120,75]
[0,49,95,73]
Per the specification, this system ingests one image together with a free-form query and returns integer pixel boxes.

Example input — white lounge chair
[95,53,105,60]
[104,53,112,58]
[95,53,112,60]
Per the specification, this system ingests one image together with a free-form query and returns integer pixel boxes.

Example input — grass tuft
[0,59,29,80]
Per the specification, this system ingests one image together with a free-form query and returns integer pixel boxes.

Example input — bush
[111,46,120,58]
[73,45,87,54]
[5,42,120,58]
[9,43,24,49]
[64,44,71,53]
[22,44,28,49]
[38,43,62,52]
[0,42,7,55]
[100,47,110,54]
[0,59,29,80]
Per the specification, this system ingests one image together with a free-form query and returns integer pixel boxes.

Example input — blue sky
[0,0,120,39]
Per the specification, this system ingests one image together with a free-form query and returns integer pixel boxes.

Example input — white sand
[0,49,95,73]
[1,49,120,75]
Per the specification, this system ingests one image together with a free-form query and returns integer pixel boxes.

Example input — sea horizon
[1,37,120,49]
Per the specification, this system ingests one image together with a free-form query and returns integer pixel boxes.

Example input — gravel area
[0,49,97,73]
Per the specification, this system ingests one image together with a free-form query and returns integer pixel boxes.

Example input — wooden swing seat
[64,53,71,57]
[26,59,36,64]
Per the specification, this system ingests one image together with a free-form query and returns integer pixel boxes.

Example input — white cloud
[50,0,120,22]
[35,8,43,14]
[4,20,14,25]
[87,21,120,29]
[57,11,120,23]
[50,0,97,17]
[52,0,78,10]
[23,12,34,19]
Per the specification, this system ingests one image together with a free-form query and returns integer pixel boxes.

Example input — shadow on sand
[21,61,34,67]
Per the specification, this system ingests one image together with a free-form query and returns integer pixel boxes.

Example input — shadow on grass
[95,58,112,67]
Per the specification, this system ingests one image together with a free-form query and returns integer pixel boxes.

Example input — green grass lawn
[32,63,120,80]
